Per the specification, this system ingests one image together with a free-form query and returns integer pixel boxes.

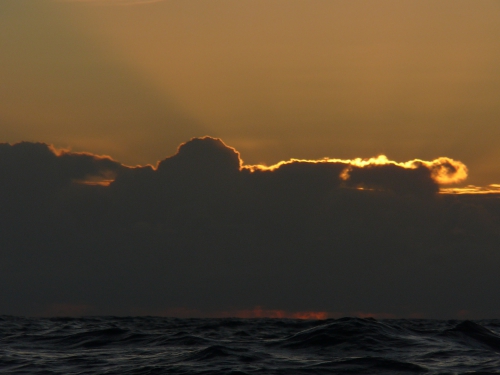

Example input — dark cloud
[345,163,438,195]
[0,137,499,319]
[0,141,123,184]
[0,142,124,222]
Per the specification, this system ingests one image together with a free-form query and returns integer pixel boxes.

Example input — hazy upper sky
[1,0,499,185]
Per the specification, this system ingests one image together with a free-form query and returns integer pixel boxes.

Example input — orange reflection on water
[354,311,397,319]
[135,306,332,319]
[219,306,329,320]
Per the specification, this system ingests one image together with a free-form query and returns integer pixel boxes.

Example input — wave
[306,357,428,373]
[2,316,500,374]
[442,320,500,352]
[268,317,417,351]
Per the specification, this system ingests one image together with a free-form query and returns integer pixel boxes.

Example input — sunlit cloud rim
[440,184,500,195]
[243,154,468,185]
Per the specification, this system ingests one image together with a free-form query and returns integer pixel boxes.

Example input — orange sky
[1,0,499,186]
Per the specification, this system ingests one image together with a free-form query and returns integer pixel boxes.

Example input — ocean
[1,316,500,374]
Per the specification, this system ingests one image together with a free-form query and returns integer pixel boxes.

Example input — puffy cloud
[245,154,468,183]
[254,154,467,198]
[344,163,438,195]
[0,137,499,319]
[156,137,242,178]
[418,157,468,185]
[0,141,123,184]
[0,142,124,218]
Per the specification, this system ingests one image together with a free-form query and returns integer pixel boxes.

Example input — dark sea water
[2,316,500,374]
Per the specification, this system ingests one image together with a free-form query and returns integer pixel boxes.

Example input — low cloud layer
[1,137,499,318]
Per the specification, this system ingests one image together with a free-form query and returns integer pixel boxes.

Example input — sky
[1,0,500,319]
[1,0,500,186]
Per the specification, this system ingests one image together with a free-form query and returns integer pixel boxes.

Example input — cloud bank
[0,137,499,319]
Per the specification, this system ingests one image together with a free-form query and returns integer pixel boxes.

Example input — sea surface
[1,316,500,374]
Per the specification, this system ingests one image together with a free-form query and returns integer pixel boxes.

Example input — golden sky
[1,0,499,185]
